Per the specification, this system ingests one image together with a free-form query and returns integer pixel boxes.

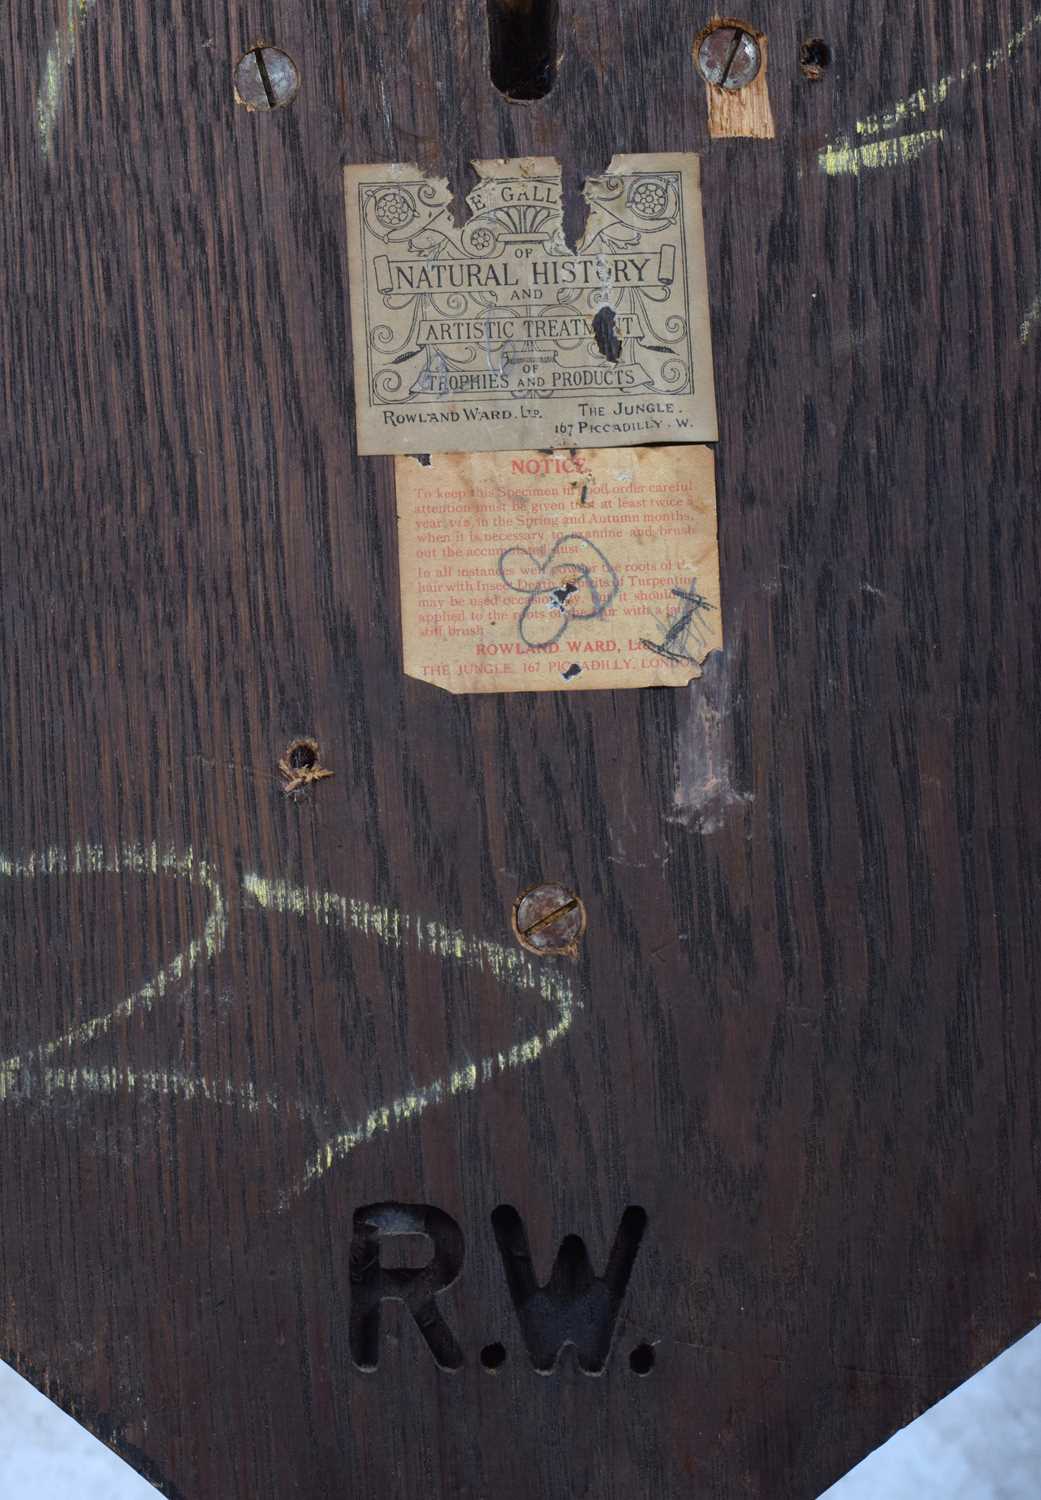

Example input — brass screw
[512,883,586,958]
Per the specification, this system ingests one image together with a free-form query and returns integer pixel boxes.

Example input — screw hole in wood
[288,740,317,772]
[629,1342,655,1375]
[278,738,334,795]
[800,37,831,80]
[480,1342,508,1370]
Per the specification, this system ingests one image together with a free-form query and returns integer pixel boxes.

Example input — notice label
[396,446,722,693]
[345,155,717,455]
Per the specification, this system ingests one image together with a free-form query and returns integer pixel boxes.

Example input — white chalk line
[0,843,227,1102]
[35,1064,268,1111]
[818,130,945,178]
[1020,290,1041,345]
[819,12,1041,176]
[37,0,97,158]
[855,11,1041,139]
[0,846,578,1194]
[241,875,577,1193]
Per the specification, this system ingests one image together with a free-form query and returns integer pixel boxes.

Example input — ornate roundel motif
[468,226,495,251]
[373,188,415,229]
[628,179,669,218]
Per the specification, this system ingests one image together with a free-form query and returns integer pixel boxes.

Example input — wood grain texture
[1,0,1040,1496]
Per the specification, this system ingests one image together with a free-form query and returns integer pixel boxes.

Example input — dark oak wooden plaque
[2,1,1041,1496]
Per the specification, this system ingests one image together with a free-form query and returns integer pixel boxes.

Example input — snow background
[2,1327,1040,1497]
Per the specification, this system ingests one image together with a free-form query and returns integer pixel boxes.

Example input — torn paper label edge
[344,153,718,455]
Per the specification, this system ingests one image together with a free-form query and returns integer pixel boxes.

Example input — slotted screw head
[697,25,762,91]
[234,44,300,111]
[512,883,586,958]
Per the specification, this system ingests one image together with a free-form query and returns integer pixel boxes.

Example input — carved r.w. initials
[349,1203,464,1370]
[491,1204,648,1372]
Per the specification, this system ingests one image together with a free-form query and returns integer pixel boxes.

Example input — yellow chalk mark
[821,14,1041,177]
[38,1066,269,1111]
[37,0,98,157]
[242,874,578,1192]
[819,130,945,177]
[0,842,226,1102]
[856,11,1041,138]
[855,79,951,139]
[0,849,577,1195]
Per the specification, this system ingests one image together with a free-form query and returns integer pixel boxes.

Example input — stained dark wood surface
[2,1,1041,1496]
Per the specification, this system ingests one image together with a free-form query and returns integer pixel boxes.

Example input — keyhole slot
[487,0,559,101]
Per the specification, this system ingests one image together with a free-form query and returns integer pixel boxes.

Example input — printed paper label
[345,155,717,455]
[395,446,722,693]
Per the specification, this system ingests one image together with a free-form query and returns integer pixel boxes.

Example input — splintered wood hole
[487,0,559,101]
[800,37,831,80]
[288,740,317,771]
[278,737,334,795]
